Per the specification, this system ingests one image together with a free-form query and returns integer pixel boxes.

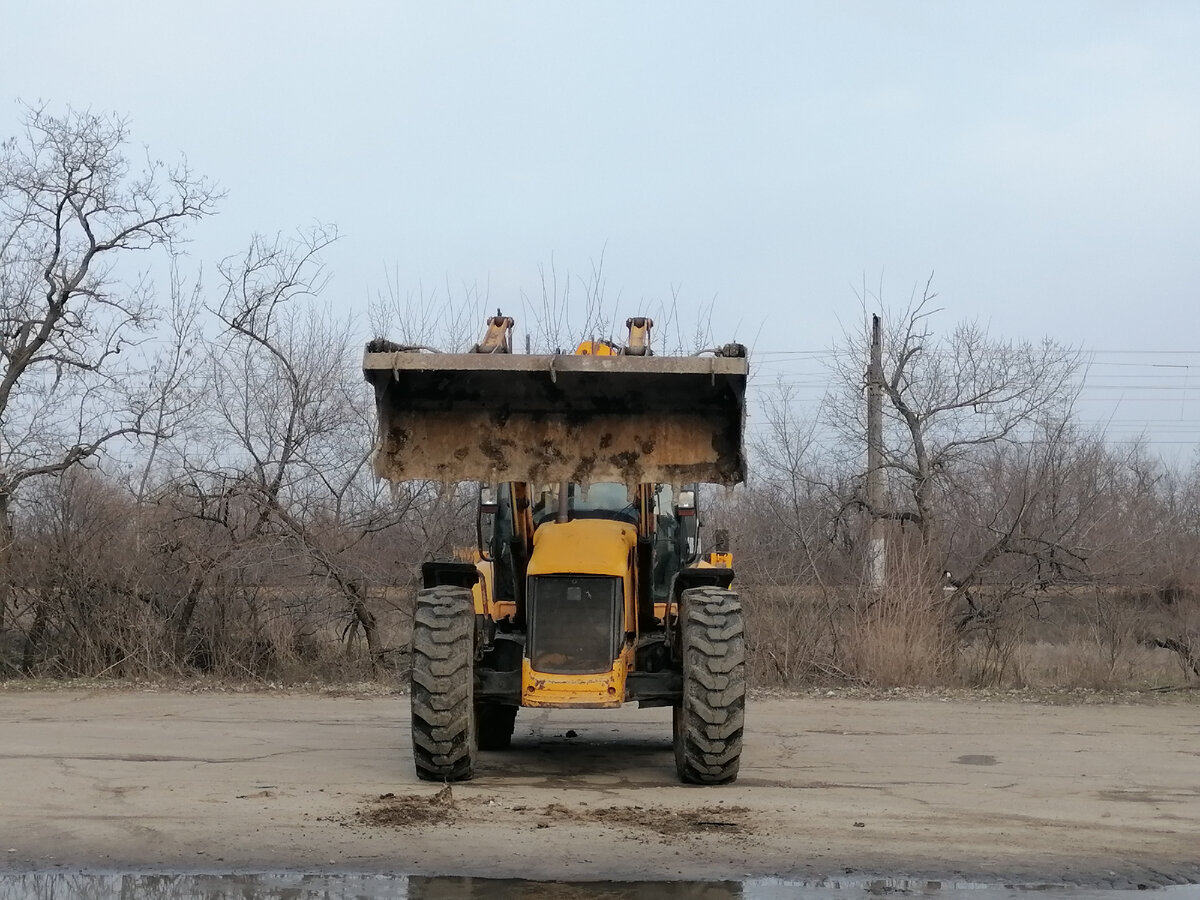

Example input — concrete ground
[0,687,1197,886]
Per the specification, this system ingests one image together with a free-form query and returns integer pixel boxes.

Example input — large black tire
[475,703,518,750]
[410,585,476,781]
[673,585,746,784]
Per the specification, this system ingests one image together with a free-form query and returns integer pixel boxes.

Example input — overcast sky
[3,2,1198,456]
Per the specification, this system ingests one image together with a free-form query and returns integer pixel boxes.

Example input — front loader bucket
[363,349,748,487]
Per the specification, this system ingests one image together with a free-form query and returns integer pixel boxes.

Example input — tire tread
[411,584,476,781]
[674,585,746,785]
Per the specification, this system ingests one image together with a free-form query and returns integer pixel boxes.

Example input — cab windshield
[532,482,638,525]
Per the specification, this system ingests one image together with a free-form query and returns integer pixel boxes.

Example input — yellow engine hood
[527,518,636,577]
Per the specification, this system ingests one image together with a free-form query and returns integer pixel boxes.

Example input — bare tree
[165,226,450,672]
[368,269,488,353]
[0,104,217,637]
[828,277,1083,549]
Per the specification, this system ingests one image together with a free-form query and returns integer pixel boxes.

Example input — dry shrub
[959,602,1030,688]
[744,583,843,685]
[0,463,434,682]
[844,554,957,687]
[176,587,414,682]
[952,585,1199,689]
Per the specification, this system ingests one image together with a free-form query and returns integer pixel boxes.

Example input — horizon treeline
[1,106,1196,687]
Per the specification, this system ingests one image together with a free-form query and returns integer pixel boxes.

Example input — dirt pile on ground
[357,789,750,839]
[358,785,456,827]
[540,803,749,837]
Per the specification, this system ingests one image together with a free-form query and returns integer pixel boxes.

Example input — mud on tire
[673,585,746,784]
[410,585,476,781]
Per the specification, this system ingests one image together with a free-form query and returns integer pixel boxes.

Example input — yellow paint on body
[574,340,619,356]
[470,558,517,620]
[521,650,632,709]
[527,518,636,578]
[522,518,638,707]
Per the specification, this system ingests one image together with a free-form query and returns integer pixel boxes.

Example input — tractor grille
[527,575,621,675]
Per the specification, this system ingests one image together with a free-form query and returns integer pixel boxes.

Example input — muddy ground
[0,687,1197,886]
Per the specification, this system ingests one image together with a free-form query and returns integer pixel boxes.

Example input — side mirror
[479,484,498,515]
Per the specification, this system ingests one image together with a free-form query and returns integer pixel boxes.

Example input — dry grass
[995,638,1192,690]
[845,573,955,687]
[744,584,842,684]
[0,587,416,683]
[5,548,1196,692]
[740,575,1198,691]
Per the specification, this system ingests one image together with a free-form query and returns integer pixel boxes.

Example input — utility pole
[866,314,886,589]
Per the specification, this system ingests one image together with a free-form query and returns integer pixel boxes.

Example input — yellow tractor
[363,314,748,784]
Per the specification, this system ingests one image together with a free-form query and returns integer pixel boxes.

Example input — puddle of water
[751,880,1200,900]
[0,873,1196,900]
